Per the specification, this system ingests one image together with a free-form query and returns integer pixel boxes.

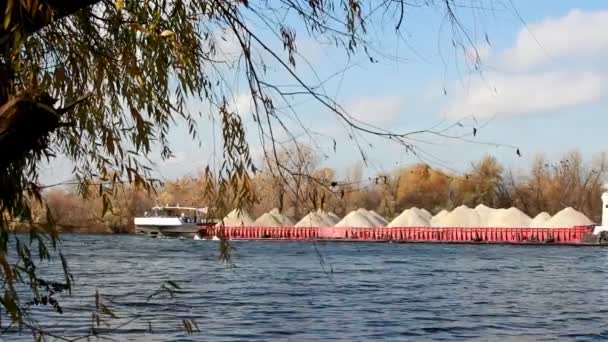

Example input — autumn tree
[44,189,107,232]
[458,155,507,208]
[395,163,451,213]
[250,170,286,217]
[511,151,607,220]
[373,172,399,219]
[338,162,364,212]
[263,144,319,218]
[103,185,155,232]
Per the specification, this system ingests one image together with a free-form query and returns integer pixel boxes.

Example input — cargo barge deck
[197,225,608,245]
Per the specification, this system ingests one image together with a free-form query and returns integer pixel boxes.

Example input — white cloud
[444,9,608,119]
[502,9,608,70]
[345,95,404,126]
[231,93,253,116]
[445,71,603,119]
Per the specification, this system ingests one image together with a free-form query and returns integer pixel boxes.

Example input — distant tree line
[22,149,606,233]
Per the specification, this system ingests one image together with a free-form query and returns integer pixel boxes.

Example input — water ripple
[4,235,608,341]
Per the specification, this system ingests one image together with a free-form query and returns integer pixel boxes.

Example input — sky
[40,0,608,184]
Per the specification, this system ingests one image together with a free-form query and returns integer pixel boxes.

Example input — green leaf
[3,13,11,30]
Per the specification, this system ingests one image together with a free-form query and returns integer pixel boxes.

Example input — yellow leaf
[115,0,124,10]
[136,75,145,86]
[160,30,175,37]
[3,14,11,30]
[4,0,13,29]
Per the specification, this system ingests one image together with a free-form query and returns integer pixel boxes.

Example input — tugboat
[134,205,216,238]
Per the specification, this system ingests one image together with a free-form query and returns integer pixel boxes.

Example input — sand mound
[335,210,376,227]
[316,209,339,225]
[388,208,430,227]
[218,209,254,226]
[485,207,531,228]
[355,208,387,227]
[542,207,594,228]
[369,210,389,226]
[416,208,432,221]
[277,214,294,226]
[430,209,450,227]
[254,212,283,227]
[433,205,481,227]
[530,212,551,228]
[295,212,322,227]
[296,211,333,227]
[475,204,497,226]
[327,212,341,223]
[267,208,294,225]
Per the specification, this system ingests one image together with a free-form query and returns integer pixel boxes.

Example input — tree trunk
[0,0,101,169]
[0,0,100,41]
[0,94,61,168]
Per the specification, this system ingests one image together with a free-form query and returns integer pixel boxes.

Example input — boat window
[152,209,170,217]
[148,208,203,218]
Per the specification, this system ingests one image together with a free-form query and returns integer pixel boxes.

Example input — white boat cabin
[143,206,209,224]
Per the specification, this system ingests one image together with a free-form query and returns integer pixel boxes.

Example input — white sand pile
[278,215,294,226]
[334,210,376,227]
[485,207,532,228]
[433,205,481,227]
[316,209,340,225]
[355,208,388,226]
[369,210,389,226]
[268,208,294,225]
[430,209,450,227]
[327,212,341,223]
[530,212,551,228]
[388,208,430,227]
[475,204,496,226]
[409,207,431,221]
[416,208,432,221]
[295,211,332,227]
[254,212,283,227]
[218,209,254,226]
[542,207,594,228]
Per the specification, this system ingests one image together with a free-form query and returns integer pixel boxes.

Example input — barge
[147,188,608,245]
[196,225,608,245]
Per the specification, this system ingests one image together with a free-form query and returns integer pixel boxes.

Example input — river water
[4,234,608,341]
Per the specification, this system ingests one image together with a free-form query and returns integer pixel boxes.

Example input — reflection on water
[5,235,608,341]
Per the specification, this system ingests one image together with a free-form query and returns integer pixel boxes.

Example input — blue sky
[41,1,608,184]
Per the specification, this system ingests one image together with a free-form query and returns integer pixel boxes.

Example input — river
[4,234,608,341]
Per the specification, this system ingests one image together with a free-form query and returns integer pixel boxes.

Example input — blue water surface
[4,235,608,341]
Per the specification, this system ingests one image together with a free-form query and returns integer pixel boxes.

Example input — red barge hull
[198,225,606,245]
